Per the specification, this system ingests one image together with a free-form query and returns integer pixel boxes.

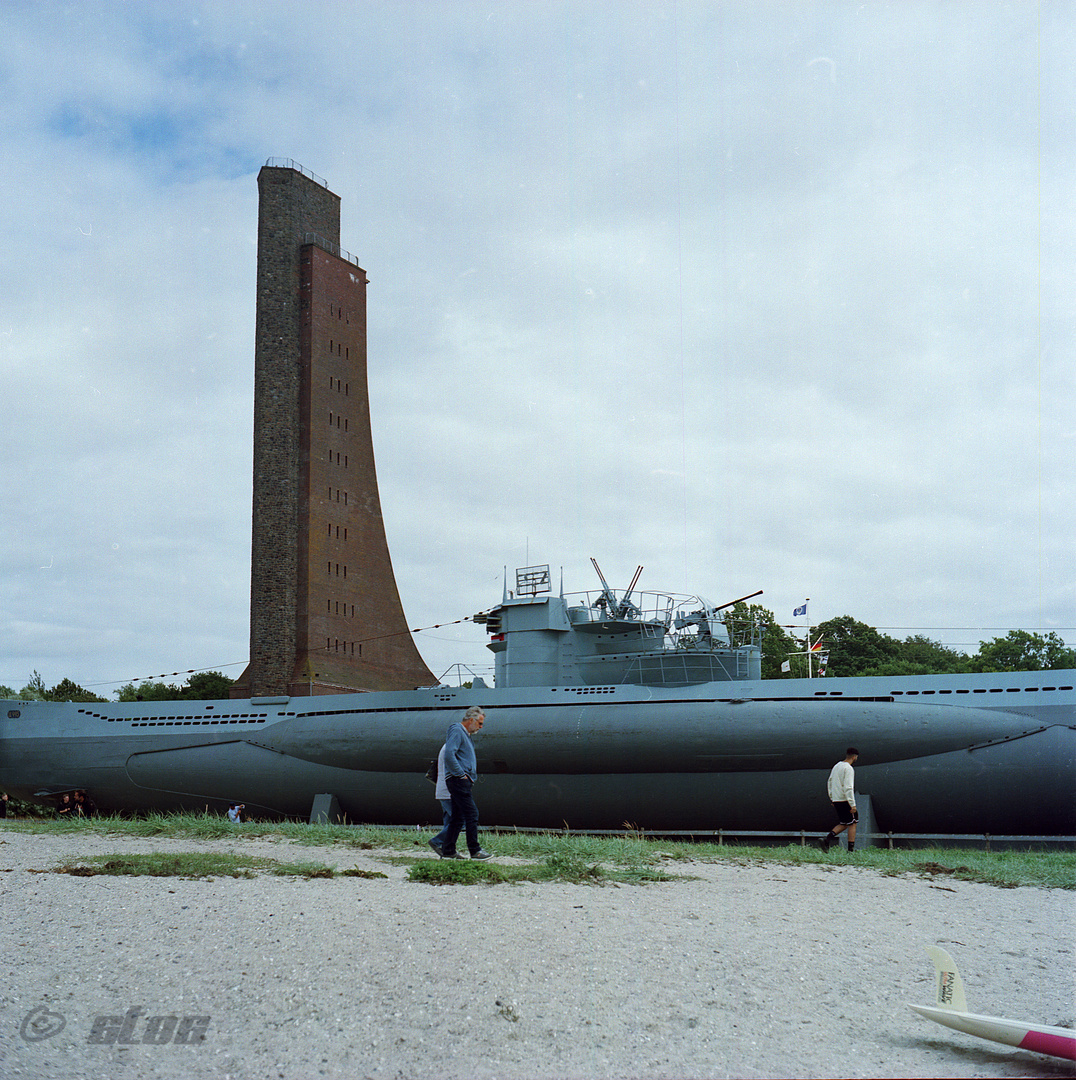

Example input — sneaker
[440,851,463,860]
[470,849,493,861]
[818,834,831,853]
[428,838,443,855]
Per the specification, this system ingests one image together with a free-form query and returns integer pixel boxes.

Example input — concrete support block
[839,791,873,849]
[310,793,342,825]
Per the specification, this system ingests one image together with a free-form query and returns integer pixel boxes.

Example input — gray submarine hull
[3,670,1074,834]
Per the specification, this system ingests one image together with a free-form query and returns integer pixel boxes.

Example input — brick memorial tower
[232,160,435,697]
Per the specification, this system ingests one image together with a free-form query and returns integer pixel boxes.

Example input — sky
[1,1,1072,695]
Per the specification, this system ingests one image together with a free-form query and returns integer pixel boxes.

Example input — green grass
[683,841,1076,890]
[406,850,678,886]
[51,851,341,879]
[6,813,1073,889]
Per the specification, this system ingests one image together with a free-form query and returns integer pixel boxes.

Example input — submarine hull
[2,669,1073,834]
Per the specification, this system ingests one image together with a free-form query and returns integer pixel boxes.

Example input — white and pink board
[910,946,1075,1062]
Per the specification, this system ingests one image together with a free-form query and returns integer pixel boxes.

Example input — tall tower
[232,160,435,698]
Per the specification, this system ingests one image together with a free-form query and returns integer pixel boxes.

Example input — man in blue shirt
[438,706,492,860]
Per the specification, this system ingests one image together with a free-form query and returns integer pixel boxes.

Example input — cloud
[1,1,1072,692]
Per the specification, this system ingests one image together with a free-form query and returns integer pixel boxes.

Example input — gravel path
[1,825,1073,1080]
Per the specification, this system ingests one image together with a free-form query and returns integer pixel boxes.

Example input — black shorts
[831,801,858,826]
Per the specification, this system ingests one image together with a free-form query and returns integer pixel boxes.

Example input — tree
[8,671,106,701]
[115,680,181,702]
[46,678,107,703]
[115,671,234,701]
[969,630,1076,673]
[18,671,48,700]
[811,616,901,678]
[858,635,970,678]
[722,602,796,680]
[183,672,234,699]
[897,635,970,673]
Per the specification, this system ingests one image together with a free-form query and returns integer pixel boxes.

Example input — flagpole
[805,598,811,679]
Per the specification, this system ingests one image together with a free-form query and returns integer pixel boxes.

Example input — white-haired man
[438,706,492,860]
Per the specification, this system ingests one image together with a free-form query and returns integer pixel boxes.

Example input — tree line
[1,670,235,703]
[722,602,1076,680]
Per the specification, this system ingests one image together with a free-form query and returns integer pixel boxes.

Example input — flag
[793,603,807,617]
[810,641,823,652]
[781,660,791,673]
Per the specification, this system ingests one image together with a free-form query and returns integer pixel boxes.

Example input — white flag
[781,660,791,673]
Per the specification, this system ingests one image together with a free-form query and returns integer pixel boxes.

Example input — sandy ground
[1,824,1073,1080]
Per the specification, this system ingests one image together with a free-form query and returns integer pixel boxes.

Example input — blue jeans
[430,799,453,847]
[442,775,480,856]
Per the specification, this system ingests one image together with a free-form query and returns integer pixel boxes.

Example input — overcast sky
[1,1,1072,695]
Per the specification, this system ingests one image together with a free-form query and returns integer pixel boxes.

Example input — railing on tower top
[261,160,363,270]
[264,157,329,189]
[301,232,364,271]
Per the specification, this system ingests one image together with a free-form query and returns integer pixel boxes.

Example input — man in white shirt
[818,748,859,853]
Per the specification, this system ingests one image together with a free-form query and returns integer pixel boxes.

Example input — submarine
[2,563,1074,835]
